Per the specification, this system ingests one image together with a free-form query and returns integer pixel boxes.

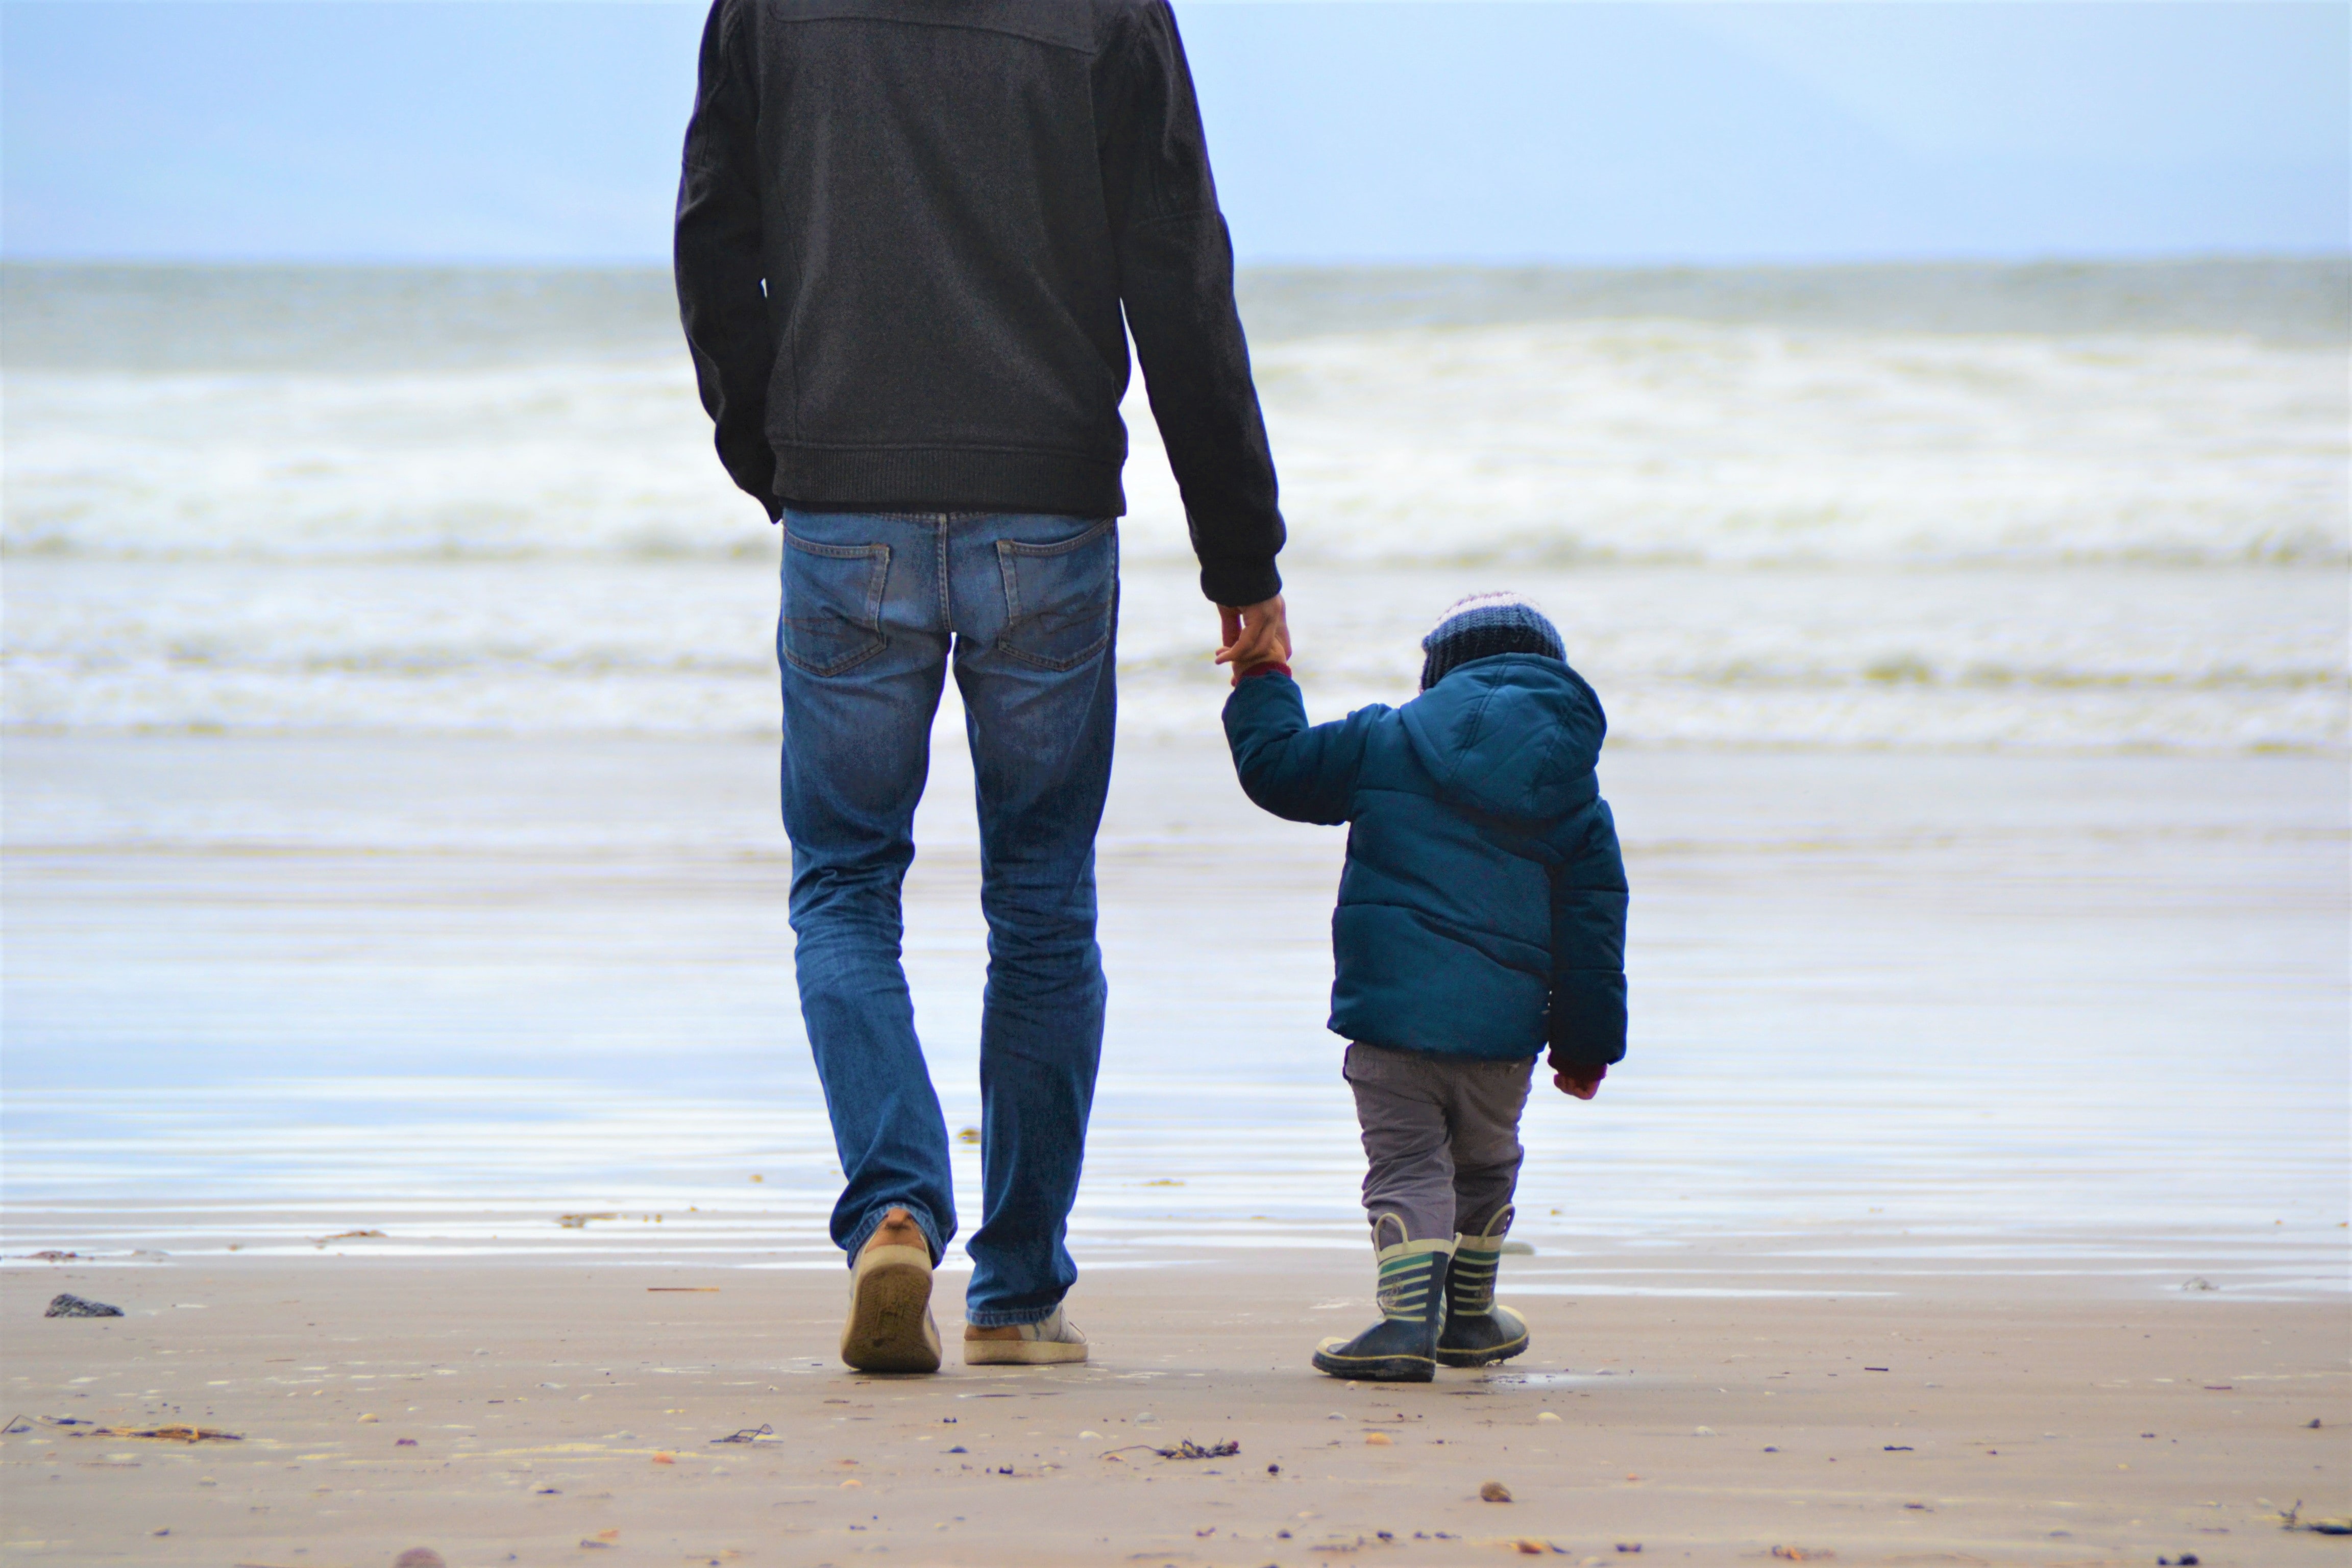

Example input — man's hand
[1215,595,1291,682]
[1552,1061,1606,1100]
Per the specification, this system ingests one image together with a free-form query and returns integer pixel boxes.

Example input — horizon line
[6,248,2347,273]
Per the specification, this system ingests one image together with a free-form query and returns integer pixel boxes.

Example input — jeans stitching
[997,517,1116,558]
[965,1305,1057,1328]
[994,633,1112,674]
[936,516,953,635]
[780,538,892,677]
[994,521,1116,673]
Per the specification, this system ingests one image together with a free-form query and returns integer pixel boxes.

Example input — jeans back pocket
[781,534,891,676]
[995,519,1116,672]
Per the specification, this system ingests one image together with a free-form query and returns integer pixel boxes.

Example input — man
[675,0,1288,1373]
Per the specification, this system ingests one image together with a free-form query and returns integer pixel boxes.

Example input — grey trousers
[1343,1042,1536,1243]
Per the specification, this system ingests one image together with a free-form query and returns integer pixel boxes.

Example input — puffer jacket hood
[1398,655,1606,824]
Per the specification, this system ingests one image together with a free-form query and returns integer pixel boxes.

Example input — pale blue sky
[3,1,2344,263]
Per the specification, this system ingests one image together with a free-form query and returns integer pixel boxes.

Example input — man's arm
[1099,1,1285,610]
[675,0,778,518]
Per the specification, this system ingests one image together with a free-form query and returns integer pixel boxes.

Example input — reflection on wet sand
[6,734,2342,1300]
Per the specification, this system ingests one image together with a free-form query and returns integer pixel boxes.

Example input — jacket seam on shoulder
[773,11,1097,56]
[718,0,757,61]
[773,438,1120,463]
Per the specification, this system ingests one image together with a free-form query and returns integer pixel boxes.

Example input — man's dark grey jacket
[675,0,1285,607]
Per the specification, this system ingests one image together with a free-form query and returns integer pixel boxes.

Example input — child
[1222,592,1628,1382]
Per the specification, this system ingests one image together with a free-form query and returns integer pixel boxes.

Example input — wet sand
[5,733,2344,1284]
[4,1255,2344,1565]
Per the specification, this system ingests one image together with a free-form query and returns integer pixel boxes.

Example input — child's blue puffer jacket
[1222,653,1628,1066]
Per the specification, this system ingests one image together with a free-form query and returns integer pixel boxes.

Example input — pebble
[1365,1432,1393,1446]
[393,1552,447,1568]
[1481,1480,1513,1503]
[44,1293,123,1318]
[1536,1411,1562,1423]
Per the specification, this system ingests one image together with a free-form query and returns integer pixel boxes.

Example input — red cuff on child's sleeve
[1235,662,1292,683]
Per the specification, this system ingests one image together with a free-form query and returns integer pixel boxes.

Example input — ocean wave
[5,557,2342,752]
[7,266,2343,752]
[10,313,2340,570]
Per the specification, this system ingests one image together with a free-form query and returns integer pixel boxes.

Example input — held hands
[1215,595,1292,685]
[1552,1059,1606,1100]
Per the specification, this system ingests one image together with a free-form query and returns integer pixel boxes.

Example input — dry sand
[4,1256,2343,1566]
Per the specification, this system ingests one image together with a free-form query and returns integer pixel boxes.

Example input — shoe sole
[1434,1337,1528,1368]
[963,1337,1088,1366]
[841,1245,940,1374]
[1435,1304,1528,1368]
[1312,1346,1435,1382]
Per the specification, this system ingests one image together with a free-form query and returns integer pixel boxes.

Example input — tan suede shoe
[840,1209,940,1374]
[963,1305,1088,1365]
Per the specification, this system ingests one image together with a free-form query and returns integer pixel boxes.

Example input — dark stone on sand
[45,1293,122,1317]
[393,1550,447,1568]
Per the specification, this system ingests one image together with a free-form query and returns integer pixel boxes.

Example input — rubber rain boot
[1312,1214,1450,1382]
[1435,1204,1529,1368]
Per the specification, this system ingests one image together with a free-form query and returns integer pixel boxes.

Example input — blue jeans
[778,508,1115,1327]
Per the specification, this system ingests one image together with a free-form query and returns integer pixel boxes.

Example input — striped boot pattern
[1312,1215,1452,1382]
[1436,1205,1529,1367]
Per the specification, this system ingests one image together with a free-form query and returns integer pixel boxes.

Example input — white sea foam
[4,263,2343,750]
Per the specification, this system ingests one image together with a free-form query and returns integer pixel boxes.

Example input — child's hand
[1552,1060,1606,1100]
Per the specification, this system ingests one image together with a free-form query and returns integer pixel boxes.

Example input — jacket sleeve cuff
[1201,558,1283,608]
[1234,661,1292,684]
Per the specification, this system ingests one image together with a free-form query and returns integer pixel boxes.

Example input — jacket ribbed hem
[773,443,1125,520]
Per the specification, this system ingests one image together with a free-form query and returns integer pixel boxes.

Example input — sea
[3,260,2345,1297]
[5,258,2345,750]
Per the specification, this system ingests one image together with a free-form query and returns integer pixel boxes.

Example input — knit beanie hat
[1419,592,1566,690]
